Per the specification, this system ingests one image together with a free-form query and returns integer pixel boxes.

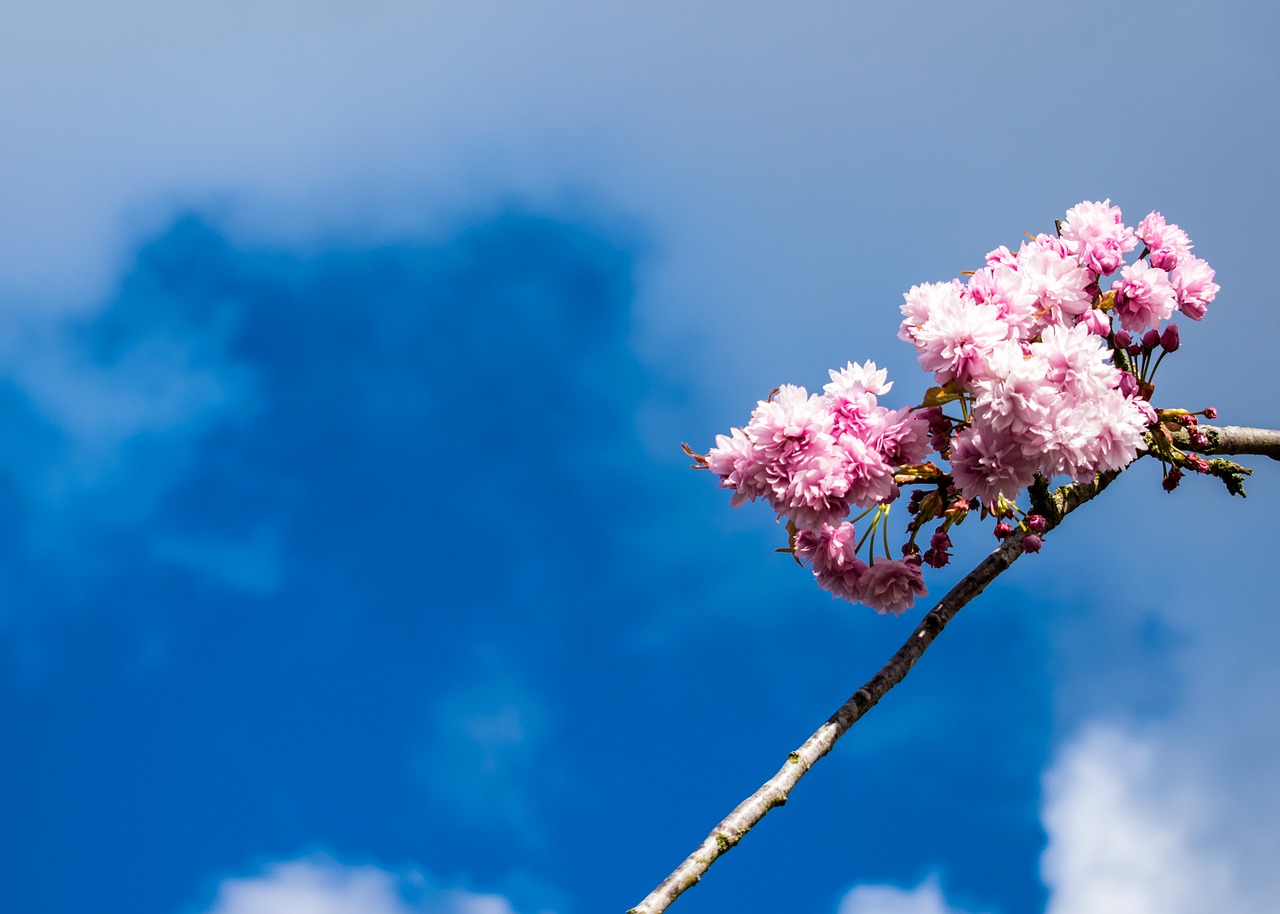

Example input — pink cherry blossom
[1136,211,1193,271]
[1113,260,1178,332]
[904,286,1011,385]
[949,424,1038,507]
[1059,199,1137,276]
[1016,239,1094,322]
[859,559,927,616]
[795,523,869,602]
[1170,256,1219,321]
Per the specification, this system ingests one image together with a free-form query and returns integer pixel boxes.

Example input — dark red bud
[1113,330,1132,349]
[1026,514,1048,534]
[1160,323,1181,352]
[1142,329,1161,351]
[1022,534,1043,554]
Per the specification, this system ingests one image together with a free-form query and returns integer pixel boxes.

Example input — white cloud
[199,856,525,914]
[1039,725,1235,914]
[837,875,979,914]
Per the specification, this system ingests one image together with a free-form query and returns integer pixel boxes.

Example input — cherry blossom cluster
[696,201,1219,616]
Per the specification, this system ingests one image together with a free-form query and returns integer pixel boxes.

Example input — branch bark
[628,424,1280,914]
[1176,424,1280,461]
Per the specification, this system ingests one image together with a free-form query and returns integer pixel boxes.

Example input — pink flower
[834,434,898,509]
[795,523,869,602]
[1016,240,1094,322]
[1170,256,1219,321]
[967,263,1038,337]
[1136,211,1193,271]
[949,424,1038,507]
[985,244,1019,268]
[907,288,1011,385]
[707,428,768,508]
[823,360,888,438]
[824,360,893,398]
[1059,199,1137,276]
[899,280,965,344]
[1078,308,1111,336]
[860,559,927,615]
[742,384,833,468]
[780,453,856,531]
[1033,323,1120,402]
[863,406,932,465]
[1046,396,1148,479]
[1113,260,1178,332]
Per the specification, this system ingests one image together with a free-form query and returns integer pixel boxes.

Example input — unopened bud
[1163,467,1184,492]
[1022,534,1043,554]
[1160,322,1181,352]
[994,521,1013,539]
[1204,406,1218,419]
[1080,309,1111,336]
[1113,330,1132,349]
[923,548,950,569]
[1142,328,1161,351]
[1026,514,1048,534]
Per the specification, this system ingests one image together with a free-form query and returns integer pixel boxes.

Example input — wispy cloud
[837,876,985,914]
[197,856,529,914]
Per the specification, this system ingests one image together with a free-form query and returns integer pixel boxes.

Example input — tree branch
[626,472,1118,914]
[1175,424,1280,461]
[628,424,1280,914]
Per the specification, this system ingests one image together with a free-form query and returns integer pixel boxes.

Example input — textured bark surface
[1177,424,1280,461]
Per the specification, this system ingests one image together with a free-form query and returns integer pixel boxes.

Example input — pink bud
[923,548,950,569]
[1114,330,1132,349]
[994,521,1013,539]
[1160,323,1181,352]
[1142,329,1161,351]
[1080,309,1111,336]
[1022,534,1043,554]
[1204,406,1218,419]
[1026,514,1047,534]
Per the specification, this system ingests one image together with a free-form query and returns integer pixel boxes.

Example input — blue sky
[2,4,1279,914]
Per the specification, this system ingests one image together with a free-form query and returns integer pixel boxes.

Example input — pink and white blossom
[1113,259,1178,332]
[1170,256,1219,321]
[859,559,927,616]
[708,200,1213,615]
[1059,199,1137,276]
[1136,211,1193,271]
[904,287,1011,385]
[795,523,869,602]
[1016,240,1094,323]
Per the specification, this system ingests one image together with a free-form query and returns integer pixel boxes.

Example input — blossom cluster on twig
[687,201,1223,615]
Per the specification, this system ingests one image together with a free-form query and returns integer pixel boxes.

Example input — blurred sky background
[2,4,1279,914]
